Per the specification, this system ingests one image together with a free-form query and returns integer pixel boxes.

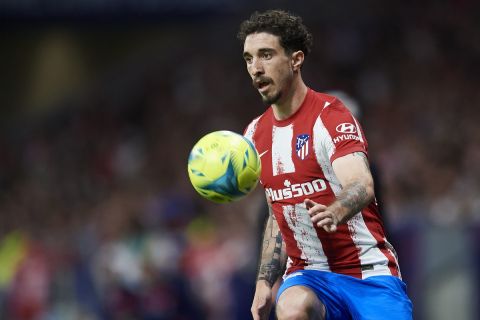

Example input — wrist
[328,201,349,224]
[257,278,274,288]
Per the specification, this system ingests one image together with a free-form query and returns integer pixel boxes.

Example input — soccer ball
[187,130,261,203]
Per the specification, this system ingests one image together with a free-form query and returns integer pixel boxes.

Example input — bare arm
[330,151,375,222]
[251,201,287,320]
[257,203,287,286]
[307,152,375,232]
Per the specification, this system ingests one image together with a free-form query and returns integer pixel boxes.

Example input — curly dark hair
[237,9,313,56]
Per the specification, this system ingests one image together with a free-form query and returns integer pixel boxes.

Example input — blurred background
[0,0,479,319]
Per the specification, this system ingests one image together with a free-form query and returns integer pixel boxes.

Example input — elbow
[365,175,375,204]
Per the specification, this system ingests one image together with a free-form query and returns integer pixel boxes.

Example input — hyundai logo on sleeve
[335,123,357,134]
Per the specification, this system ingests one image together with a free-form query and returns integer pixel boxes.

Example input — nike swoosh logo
[259,150,269,158]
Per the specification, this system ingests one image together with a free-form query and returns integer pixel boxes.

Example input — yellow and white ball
[187,130,261,203]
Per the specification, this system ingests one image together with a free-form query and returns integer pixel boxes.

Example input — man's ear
[291,51,305,71]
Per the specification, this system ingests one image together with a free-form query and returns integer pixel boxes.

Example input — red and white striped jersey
[244,88,400,280]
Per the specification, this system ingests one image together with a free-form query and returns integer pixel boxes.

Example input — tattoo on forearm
[258,231,283,286]
[262,240,270,253]
[257,206,285,286]
[337,181,369,221]
[333,152,373,221]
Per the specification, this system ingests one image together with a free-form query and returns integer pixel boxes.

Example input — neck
[272,77,308,121]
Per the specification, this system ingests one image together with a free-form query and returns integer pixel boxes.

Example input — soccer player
[238,10,413,320]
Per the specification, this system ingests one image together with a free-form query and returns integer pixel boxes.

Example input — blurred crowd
[1,1,480,319]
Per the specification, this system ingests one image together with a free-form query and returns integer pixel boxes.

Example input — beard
[260,90,282,106]
[253,76,281,106]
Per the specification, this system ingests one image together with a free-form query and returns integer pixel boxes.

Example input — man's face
[243,32,294,105]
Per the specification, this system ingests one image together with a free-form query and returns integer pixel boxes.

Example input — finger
[251,304,262,320]
[315,218,337,232]
[309,206,328,218]
[311,211,330,223]
[259,305,272,320]
[323,224,337,233]
[304,198,316,209]
[315,216,333,227]
[305,199,327,213]
[251,303,268,320]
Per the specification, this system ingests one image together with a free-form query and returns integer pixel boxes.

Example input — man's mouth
[258,82,269,92]
[254,78,272,92]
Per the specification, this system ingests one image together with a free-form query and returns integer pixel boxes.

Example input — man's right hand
[251,280,273,320]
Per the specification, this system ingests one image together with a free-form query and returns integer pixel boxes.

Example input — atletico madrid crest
[296,134,310,160]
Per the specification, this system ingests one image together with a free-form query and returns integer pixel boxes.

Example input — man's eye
[263,53,272,59]
[245,57,252,64]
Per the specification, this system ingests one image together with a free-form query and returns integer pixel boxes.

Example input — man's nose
[250,58,264,77]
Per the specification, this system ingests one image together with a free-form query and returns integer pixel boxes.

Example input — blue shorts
[276,270,412,320]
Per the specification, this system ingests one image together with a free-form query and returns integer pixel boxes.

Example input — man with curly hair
[239,10,413,320]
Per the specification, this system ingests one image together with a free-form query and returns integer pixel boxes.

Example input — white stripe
[313,115,393,278]
[244,115,261,144]
[282,204,330,271]
[272,125,295,176]
[313,116,341,194]
[346,213,394,279]
[385,238,402,279]
[283,257,293,279]
[323,101,331,109]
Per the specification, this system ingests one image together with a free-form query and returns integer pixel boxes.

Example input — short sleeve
[319,99,368,163]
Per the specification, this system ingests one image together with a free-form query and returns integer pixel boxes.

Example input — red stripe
[286,259,307,275]
[315,223,363,278]
[274,203,306,274]
[362,207,399,276]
